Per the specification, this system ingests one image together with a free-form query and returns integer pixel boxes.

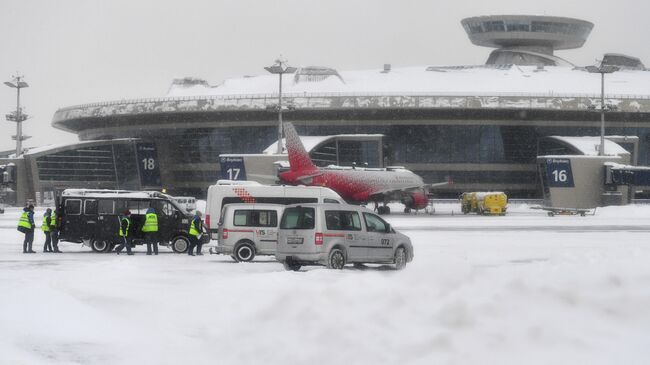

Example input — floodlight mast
[4,75,29,157]
[265,58,297,155]
[586,64,619,156]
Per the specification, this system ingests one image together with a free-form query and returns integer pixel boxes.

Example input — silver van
[212,203,285,262]
[276,203,414,271]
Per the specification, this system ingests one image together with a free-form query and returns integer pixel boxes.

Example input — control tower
[461,15,594,66]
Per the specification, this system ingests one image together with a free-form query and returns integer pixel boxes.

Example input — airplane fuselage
[280,167,424,202]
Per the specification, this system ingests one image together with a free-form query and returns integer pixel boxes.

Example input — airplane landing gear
[377,205,391,215]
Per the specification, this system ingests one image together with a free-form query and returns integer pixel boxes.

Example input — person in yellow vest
[114,210,134,255]
[42,208,53,252]
[187,211,203,256]
[50,206,62,253]
[17,205,35,253]
[143,207,159,255]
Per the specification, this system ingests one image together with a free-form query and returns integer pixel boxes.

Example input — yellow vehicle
[460,192,478,214]
[460,192,508,216]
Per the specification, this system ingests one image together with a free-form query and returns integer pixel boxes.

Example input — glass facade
[463,19,592,38]
[34,142,143,190]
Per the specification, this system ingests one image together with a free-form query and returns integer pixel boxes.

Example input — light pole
[265,59,297,155]
[4,75,30,156]
[585,64,619,156]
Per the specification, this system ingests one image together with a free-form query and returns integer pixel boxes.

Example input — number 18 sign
[545,158,575,188]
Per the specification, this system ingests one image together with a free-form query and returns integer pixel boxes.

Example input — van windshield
[280,207,315,230]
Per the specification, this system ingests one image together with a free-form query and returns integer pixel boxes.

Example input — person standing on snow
[143,207,159,255]
[50,205,62,253]
[42,208,53,252]
[115,210,134,255]
[187,211,203,256]
[17,205,36,253]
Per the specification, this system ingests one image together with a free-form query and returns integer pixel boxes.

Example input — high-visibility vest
[119,216,131,237]
[50,211,57,229]
[18,212,32,230]
[142,212,158,232]
[42,214,50,232]
[189,217,200,237]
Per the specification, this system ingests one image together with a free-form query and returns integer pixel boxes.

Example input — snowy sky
[1,0,649,152]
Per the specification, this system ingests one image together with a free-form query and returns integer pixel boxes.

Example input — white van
[211,203,285,262]
[276,203,414,271]
[205,181,345,240]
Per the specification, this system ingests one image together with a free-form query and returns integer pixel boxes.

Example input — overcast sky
[1,0,649,152]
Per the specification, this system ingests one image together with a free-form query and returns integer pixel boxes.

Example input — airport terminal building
[5,15,650,204]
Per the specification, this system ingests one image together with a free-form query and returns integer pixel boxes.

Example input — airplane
[278,122,450,214]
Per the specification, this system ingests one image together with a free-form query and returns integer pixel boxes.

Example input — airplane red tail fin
[283,122,318,173]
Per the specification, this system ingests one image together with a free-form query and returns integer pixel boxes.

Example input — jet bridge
[537,136,639,209]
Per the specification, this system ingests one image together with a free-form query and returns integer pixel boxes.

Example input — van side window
[363,213,388,233]
[65,199,82,215]
[127,200,146,215]
[98,200,115,215]
[233,210,248,226]
[325,211,362,231]
[84,200,98,215]
[233,210,278,227]
[161,202,175,216]
[324,198,340,204]
[280,207,315,229]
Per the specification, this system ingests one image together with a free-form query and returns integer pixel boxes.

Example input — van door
[252,209,279,254]
[155,201,177,243]
[362,213,394,262]
[96,199,117,242]
[61,198,83,241]
[84,199,100,240]
[324,210,365,261]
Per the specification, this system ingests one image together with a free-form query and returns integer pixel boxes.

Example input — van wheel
[171,236,190,253]
[283,261,301,271]
[394,247,407,270]
[234,242,255,262]
[90,239,109,253]
[327,248,345,270]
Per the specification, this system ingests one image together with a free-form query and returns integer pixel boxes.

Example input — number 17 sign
[545,158,575,188]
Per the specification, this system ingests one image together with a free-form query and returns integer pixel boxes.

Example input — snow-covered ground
[1,203,650,365]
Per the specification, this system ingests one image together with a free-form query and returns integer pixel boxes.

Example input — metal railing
[56,91,650,113]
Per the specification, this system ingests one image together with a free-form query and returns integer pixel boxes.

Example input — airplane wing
[426,175,453,189]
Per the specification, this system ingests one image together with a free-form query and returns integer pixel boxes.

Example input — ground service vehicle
[276,203,414,271]
[205,181,344,240]
[460,191,508,215]
[58,189,204,253]
[212,203,285,262]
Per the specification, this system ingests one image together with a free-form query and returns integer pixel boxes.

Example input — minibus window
[280,207,315,229]
[324,199,340,204]
[65,199,82,215]
[84,200,98,215]
[98,200,115,215]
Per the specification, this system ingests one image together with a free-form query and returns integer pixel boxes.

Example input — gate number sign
[220,157,247,181]
[545,158,574,188]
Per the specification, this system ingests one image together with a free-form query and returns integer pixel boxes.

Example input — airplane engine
[401,191,428,211]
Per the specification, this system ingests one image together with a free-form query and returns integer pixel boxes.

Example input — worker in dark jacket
[42,208,53,252]
[115,210,134,255]
[187,211,203,256]
[50,205,62,253]
[142,207,159,255]
[17,205,35,253]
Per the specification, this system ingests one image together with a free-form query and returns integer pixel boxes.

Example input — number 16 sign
[545,158,575,188]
